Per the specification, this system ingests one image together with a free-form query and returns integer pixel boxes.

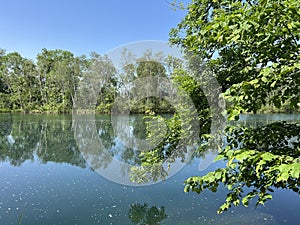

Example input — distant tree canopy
[136,61,166,78]
[0,48,179,114]
[0,48,87,113]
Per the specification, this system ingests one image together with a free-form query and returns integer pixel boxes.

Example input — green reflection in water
[128,203,167,225]
[0,114,299,225]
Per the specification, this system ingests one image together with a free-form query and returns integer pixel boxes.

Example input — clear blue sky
[0,0,189,60]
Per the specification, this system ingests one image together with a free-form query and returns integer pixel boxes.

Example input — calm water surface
[0,114,299,225]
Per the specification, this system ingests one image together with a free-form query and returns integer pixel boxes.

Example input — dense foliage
[0,48,178,114]
[168,0,300,213]
[0,49,88,113]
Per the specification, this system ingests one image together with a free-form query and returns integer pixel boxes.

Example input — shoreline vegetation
[1,108,298,115]
[0,48,179,115]
[0,100,297,115]
[1,48,298,115]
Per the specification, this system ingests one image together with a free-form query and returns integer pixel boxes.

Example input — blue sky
[0,0,189,60]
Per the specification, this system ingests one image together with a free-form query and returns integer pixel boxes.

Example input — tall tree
[37,49,85,112]
[0,52,39,111]
[76,52,117,113]
[170,0,300,213]
[0,49,9,111]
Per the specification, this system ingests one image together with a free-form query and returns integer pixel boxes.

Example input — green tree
[134,50,169,113]
[37,48,85,112]
[114,49,177,114]
[0,49,10,111]
[170,0,300,213]
[79,52,117,113]
[0,52,39,112]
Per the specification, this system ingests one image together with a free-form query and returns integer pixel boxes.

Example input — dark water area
[0,114,299,225]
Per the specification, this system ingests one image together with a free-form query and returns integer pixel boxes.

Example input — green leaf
[184,185,190,193]
[242,197,249,207]
[263,194,273,201]
[270,80,276,88]
[215,170,222,180]
[261,152,275,161]
[261,76,268,83]
[214,154,225,162]
[290,163,300,178]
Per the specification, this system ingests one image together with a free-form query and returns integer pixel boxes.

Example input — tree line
[0,48,183,114]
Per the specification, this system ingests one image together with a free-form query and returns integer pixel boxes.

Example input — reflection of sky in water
[0,158,299,225]
[0,114,299,225]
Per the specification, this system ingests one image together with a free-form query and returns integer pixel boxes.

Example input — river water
[0,113,299,225]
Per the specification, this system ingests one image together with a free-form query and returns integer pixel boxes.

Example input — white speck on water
[56,210,60,213]
[108,214,112,218]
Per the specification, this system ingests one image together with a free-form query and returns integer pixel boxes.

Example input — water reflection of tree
[128,203,168,225]
[0,115,36,166]
[95,117,116,150]
[0,115,86,168]
[96,115,145,166]
[37,117,86,167]
[0,114,195,184]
